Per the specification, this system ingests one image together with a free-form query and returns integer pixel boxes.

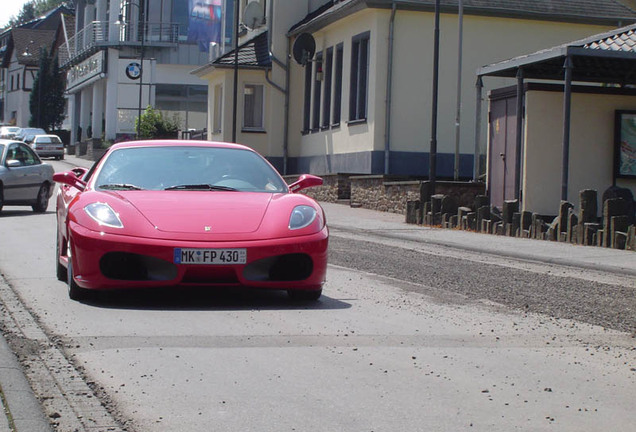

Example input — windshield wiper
[98,183,144,191]
[164,184,238,191]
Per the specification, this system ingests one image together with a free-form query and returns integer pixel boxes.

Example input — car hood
[121,191,273,234]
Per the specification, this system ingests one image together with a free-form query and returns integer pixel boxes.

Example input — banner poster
[618,111,636,178]
[188,0,223,52]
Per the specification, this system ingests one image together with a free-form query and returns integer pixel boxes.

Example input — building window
[155,84,208,130]
[322,47,333,129]
[333,43,343,126]
[213,84,223,134]
[303,59,312,133]
[312,52,323,131]
[243,84,264,131]
[10,75,14,91]
[172,0,188,40]
[349,32,369,122]
[17,74,20,90]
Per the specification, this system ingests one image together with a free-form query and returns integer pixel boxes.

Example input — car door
[3,143,44,201]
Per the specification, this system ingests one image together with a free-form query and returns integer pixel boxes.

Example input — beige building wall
[292,7,614,175]
[389,12,612,158]
[524,90,636,215]
[291,9,382,159]
[201,69,271,156]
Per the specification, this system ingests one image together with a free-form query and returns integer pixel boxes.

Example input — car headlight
[289,205,317,230]
[84,203,124,228]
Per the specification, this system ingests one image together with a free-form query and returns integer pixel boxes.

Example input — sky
[0,0,31,29]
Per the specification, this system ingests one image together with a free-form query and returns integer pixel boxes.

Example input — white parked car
[29,134,65,160]
[0,126,20,139]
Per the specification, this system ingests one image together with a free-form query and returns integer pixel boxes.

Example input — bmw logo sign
[126,62,142,80]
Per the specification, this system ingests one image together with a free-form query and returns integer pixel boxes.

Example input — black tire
[287,288,322,301]
[67,260,89,301]
[32,183,49,213]
[55,228,67,282]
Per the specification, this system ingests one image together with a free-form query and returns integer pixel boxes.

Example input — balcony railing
[60,20,179,66]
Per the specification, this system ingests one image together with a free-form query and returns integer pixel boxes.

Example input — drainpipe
[265,0,289,174]
[384,2,397,175]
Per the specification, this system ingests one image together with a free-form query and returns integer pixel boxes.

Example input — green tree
[136,106,181,140]
[29,48,66,131]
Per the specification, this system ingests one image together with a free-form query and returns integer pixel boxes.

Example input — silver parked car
[0,140,54,213]
[29,134,65,160]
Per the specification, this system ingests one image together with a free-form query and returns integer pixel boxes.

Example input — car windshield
[94,146,288,193]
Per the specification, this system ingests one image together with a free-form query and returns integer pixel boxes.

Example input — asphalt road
[0,158,634,431]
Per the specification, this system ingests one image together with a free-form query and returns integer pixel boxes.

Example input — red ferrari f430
[54,141,328,301]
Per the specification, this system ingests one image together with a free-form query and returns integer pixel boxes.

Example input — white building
[0,6,71,127]
[63,0,236,144]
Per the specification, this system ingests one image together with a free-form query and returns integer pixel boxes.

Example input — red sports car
[53,141,328,301]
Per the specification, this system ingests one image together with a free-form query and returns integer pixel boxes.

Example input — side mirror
[53,171,87,191]
[71,167,88,178]
[5,159,21,168]
[288,174,323,193]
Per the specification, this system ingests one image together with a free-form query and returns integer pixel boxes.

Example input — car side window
[20,144,40,166]
[7,144,40,166]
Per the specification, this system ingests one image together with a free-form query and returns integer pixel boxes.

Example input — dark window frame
[333,43,343,127]
[349,31,370,123]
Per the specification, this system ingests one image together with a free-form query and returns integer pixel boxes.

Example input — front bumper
[68,222,328,291]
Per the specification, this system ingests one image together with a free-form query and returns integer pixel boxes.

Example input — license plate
[174,248,247,265]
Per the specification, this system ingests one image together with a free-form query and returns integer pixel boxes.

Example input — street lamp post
[116,0,145,137]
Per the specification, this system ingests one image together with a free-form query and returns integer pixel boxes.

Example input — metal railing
[60,21,179,66]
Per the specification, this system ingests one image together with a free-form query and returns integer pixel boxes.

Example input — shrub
[135,106,181,139]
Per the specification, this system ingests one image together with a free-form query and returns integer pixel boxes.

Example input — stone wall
[350,176,421,214]
[283,173,343,203]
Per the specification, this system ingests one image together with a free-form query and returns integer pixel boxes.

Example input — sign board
[66,50,105,91]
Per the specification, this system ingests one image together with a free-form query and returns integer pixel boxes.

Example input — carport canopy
[476,24,636,201]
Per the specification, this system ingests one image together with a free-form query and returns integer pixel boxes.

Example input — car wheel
[55,228,67,282]
[67,260,89,301]
[32,184,49,213]
[287,288,322,301]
